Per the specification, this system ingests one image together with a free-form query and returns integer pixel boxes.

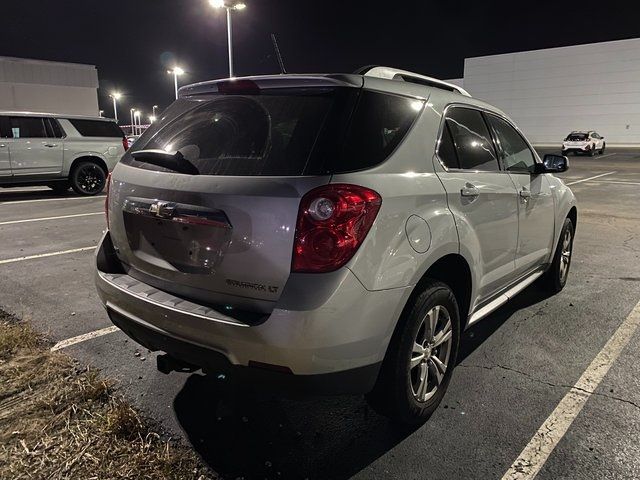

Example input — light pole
[109,92,121,122]
[134,110,141,135]
[130,108,136,136]
[149,115,157,124]
[209,0,246,77]
[152,105,158,117]
[167,67,184,99]
[99,110,104,117]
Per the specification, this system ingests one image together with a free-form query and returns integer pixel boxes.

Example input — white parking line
[0,246,96,265]
[502,298,640,480]
[597,153,616,160]
[51,325,120,352]
[587,180,640,186]
[565,171,616,186]
[0,196,104,206]
[0,212,102,226]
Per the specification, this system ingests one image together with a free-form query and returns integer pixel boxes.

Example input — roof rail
[360,66,471,97]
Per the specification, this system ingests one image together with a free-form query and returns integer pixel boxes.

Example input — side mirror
[537,154,569,173]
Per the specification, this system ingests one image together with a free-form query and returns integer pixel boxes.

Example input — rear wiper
[131,149,199,175]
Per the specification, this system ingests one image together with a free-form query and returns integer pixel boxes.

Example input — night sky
[2,0,639,121]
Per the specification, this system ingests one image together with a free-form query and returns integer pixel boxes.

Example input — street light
[167,67,184,99]
[152,105,158,117]
[209,0,247,77]
[109,92,122,122]
[149,115,157,123]
[134,110,141,135]
[99,110,104,117]
[130,108,136,136]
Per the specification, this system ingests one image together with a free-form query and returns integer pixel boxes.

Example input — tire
[541,217,574,293]
[70,161,107,196]
[48,183,69,194]
[366,281,460,425]
[600,143,606,154]
[589,145,596,157]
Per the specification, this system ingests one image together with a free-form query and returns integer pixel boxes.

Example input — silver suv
[95,67,577,424]
[0,112,126,195]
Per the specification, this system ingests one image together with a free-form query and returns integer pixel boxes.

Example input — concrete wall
[463,38,640,145]
[0,56,99,116]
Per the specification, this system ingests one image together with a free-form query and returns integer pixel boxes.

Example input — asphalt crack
[459,362,640,412]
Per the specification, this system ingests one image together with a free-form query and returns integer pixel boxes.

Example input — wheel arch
[69,155,109,176]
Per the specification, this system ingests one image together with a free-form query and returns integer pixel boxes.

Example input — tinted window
[338,91,421,172]
[8,116,47,138]
[487,115,536,172]
[437,123,459,169]
[0,117,11,138]
[68,119,124,137]
[446,108,499,171]
[124,89,420,176]
[566,133,588,141]
[48,119,65,138]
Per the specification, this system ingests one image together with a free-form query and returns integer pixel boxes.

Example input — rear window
[122,88,421,176]
[566,133,588,141]
[68,119,124,138]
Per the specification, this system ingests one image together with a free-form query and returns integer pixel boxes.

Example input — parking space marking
[502,298,640,480]
[51,326,119,352]
[597,153,616,160]
[566,171,616,186]
[587,180,640,186]
[0,212,102,226]
[0,196,104,206]
[0,246,96,265]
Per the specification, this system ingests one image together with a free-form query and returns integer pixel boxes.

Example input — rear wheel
[600,142,606,154]
[589,145,596,156]
[541,217,574,293]
[366,281,460,425]
[70,161,107,196]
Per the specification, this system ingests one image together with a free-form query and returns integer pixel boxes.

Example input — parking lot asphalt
[1,148,639,479]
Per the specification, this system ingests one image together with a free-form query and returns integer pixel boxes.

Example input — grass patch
[0,311,214,479]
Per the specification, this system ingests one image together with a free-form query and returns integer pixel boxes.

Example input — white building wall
[463,38,640,145]
[0,57,99,116]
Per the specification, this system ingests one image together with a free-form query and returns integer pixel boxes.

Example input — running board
[467,270,544,326]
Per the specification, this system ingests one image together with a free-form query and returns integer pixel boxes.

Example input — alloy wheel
[76,164,105,194]
[559,228,573,282]
[410,305,453,402]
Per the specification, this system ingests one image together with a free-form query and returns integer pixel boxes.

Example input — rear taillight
[292,184,382,273]
[105,173,112,228]
[122,137,129,151]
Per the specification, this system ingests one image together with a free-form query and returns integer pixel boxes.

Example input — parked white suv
[0,112,127,195]
[562,131,606,156]
[95,68,577,424]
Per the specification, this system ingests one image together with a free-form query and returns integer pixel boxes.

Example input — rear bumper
[562,145,591,153]
[94,232,411,395]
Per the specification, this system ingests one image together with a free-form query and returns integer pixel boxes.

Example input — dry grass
[0,312,214,479]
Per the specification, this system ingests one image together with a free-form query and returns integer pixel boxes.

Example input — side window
[445,107,499,171]
[0,117,11,138]
[487,115,536,173]
[8,117,47,138]
[437,122,459,169]
[50,119,65,138]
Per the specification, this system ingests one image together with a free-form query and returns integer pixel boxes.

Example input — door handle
[460,183,480,197]
[519,187,532,201]
[43,143,58,147]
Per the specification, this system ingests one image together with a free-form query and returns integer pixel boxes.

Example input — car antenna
[271,33,287,74]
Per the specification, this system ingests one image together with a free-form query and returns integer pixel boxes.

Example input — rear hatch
[107,75,421,314]
[108,77,362,313]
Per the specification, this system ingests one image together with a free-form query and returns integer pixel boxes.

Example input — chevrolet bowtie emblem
[149,201,176,219]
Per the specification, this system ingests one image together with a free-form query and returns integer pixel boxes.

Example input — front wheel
[70,161,107,196]
[600,143,606,154]
[366,281,460,425]
[541,217,574,293]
